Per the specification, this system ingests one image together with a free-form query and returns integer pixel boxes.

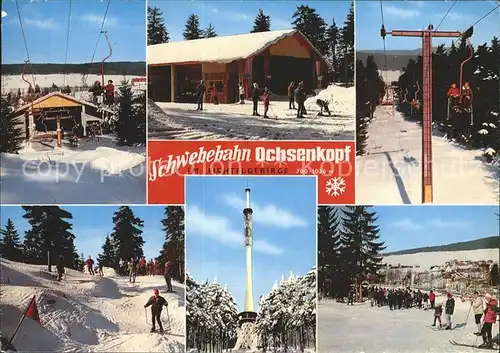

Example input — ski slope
[0,135,146,204]
[384,249,499,268]
[148,84,354,140]
[319,295,499,353]
[0,259,185,352]
[356,106,499,204]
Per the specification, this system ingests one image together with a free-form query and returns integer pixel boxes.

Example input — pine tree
[158,206,185,283]
[22,206,79,269]
[183,14,203,40]
[338,206,385,296]
[317,206,341,297]
[97,235,115,267]
[204,23,217,38]
[251,9,271,33]
[292,5,329,56]
[0,218,24,262]
[116,80,144,145]
[326,19,339,82]
[338,1,354,84]
[0,94,24,153]
[109,206,145,268]
[147,6,170,45]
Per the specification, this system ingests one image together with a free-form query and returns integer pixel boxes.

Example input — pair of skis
[449,340,497,350]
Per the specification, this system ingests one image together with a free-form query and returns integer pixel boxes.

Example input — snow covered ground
[319,295,499,353]
[0,135,146,204]
[384,249,500,268]
[148,84,354,140]
[356,106,499,204]
[1,74,144,93]
[0,259,185,352]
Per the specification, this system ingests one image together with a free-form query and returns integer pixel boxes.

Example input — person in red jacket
[211,83,219,105]
[139,256,146,275]
[262,87,270,119]
[86,256,95,276]
[429,290,436,309]
[447,83,460,107]
[103,80,115,105]
[480,294,498,349]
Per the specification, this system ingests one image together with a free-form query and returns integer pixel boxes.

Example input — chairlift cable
[435,0,458,32]
[84,0,111,85]
[15,0,35,85]
[63,0,73,87]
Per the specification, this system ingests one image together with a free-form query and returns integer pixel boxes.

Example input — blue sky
[186,176,317,312]
[357,1,500,50]
[369,206,499,252]
[149,0,351,42]
[1,0,146,64]
[0,206,167,260]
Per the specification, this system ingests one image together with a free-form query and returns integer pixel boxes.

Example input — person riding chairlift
[447,83,460,107]
[103,80,115,105]
[410,98,421,111]
[89,81,104,105]
[461,82,473,112]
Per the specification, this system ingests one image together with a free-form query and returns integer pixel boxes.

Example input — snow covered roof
[12,91,114,115]
[148,29,330,67]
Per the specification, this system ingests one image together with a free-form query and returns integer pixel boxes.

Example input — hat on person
[485,293,492,300]
[447,292,453,298]
[154,288,159,295]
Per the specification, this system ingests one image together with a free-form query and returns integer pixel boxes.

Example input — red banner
[148,141,355,204]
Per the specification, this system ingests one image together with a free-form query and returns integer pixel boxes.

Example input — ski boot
[159,328,164,333]
[150,327,156,333]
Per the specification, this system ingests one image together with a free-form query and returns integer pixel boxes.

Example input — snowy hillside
[384,249,500,268]
[148,84,354,140]
[379,70,402,83]
[0,259,185,352]
[356,105,499,204]
[1,74,144,94]
[319,294,499,353]
[0,135,146,204]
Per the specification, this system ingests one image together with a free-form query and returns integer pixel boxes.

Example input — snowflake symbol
[325,177,346,197]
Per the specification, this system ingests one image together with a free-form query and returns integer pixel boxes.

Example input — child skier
[128,258,136,283]
[238,82,245,104]
[432,303,443,328]
[262,88,270,119]
[479,294,498,349]
[144,289,168,333]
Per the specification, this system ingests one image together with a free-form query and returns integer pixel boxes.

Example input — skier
[423,292,429,309]
[144,289,168,333]
[429,290,436,309]
[238,82,245,104]
[288,81,296,109]
[211,83,219,105]
[432,302,443,328]
[294,82,306,119]
[103,80,115,105]
[56,255,65,282]
[461,82,473,112]
[86,256,95,276]
[139,256,146,276]
[196,80,206,111]
[128,258,136,283]
[98,263,104,276]
[472,291,485,335]
[148,259,155,276]
[479,294,498,349]
[347,289,354,306]
[164,260,173,292]
[262,87,270,119]
[444,292,455,330]
[251,82,260,116]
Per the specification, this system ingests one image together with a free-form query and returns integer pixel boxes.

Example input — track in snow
[356,106,499,204]
[148,100,354,140]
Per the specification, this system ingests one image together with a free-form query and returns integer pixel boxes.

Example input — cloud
[187,205,283,255]
[24,18,59,29]
[383,5,421,18]
[391,218,470,231]
[221,193,308,229]
[2,11,7,18]
[390,218,424,231]
[79,13,118,27]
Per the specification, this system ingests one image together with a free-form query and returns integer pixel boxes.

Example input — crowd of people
[355,285,498,349]
[194,79,311,119]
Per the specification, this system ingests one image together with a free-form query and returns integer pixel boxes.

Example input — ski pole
[144,307,149,324]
